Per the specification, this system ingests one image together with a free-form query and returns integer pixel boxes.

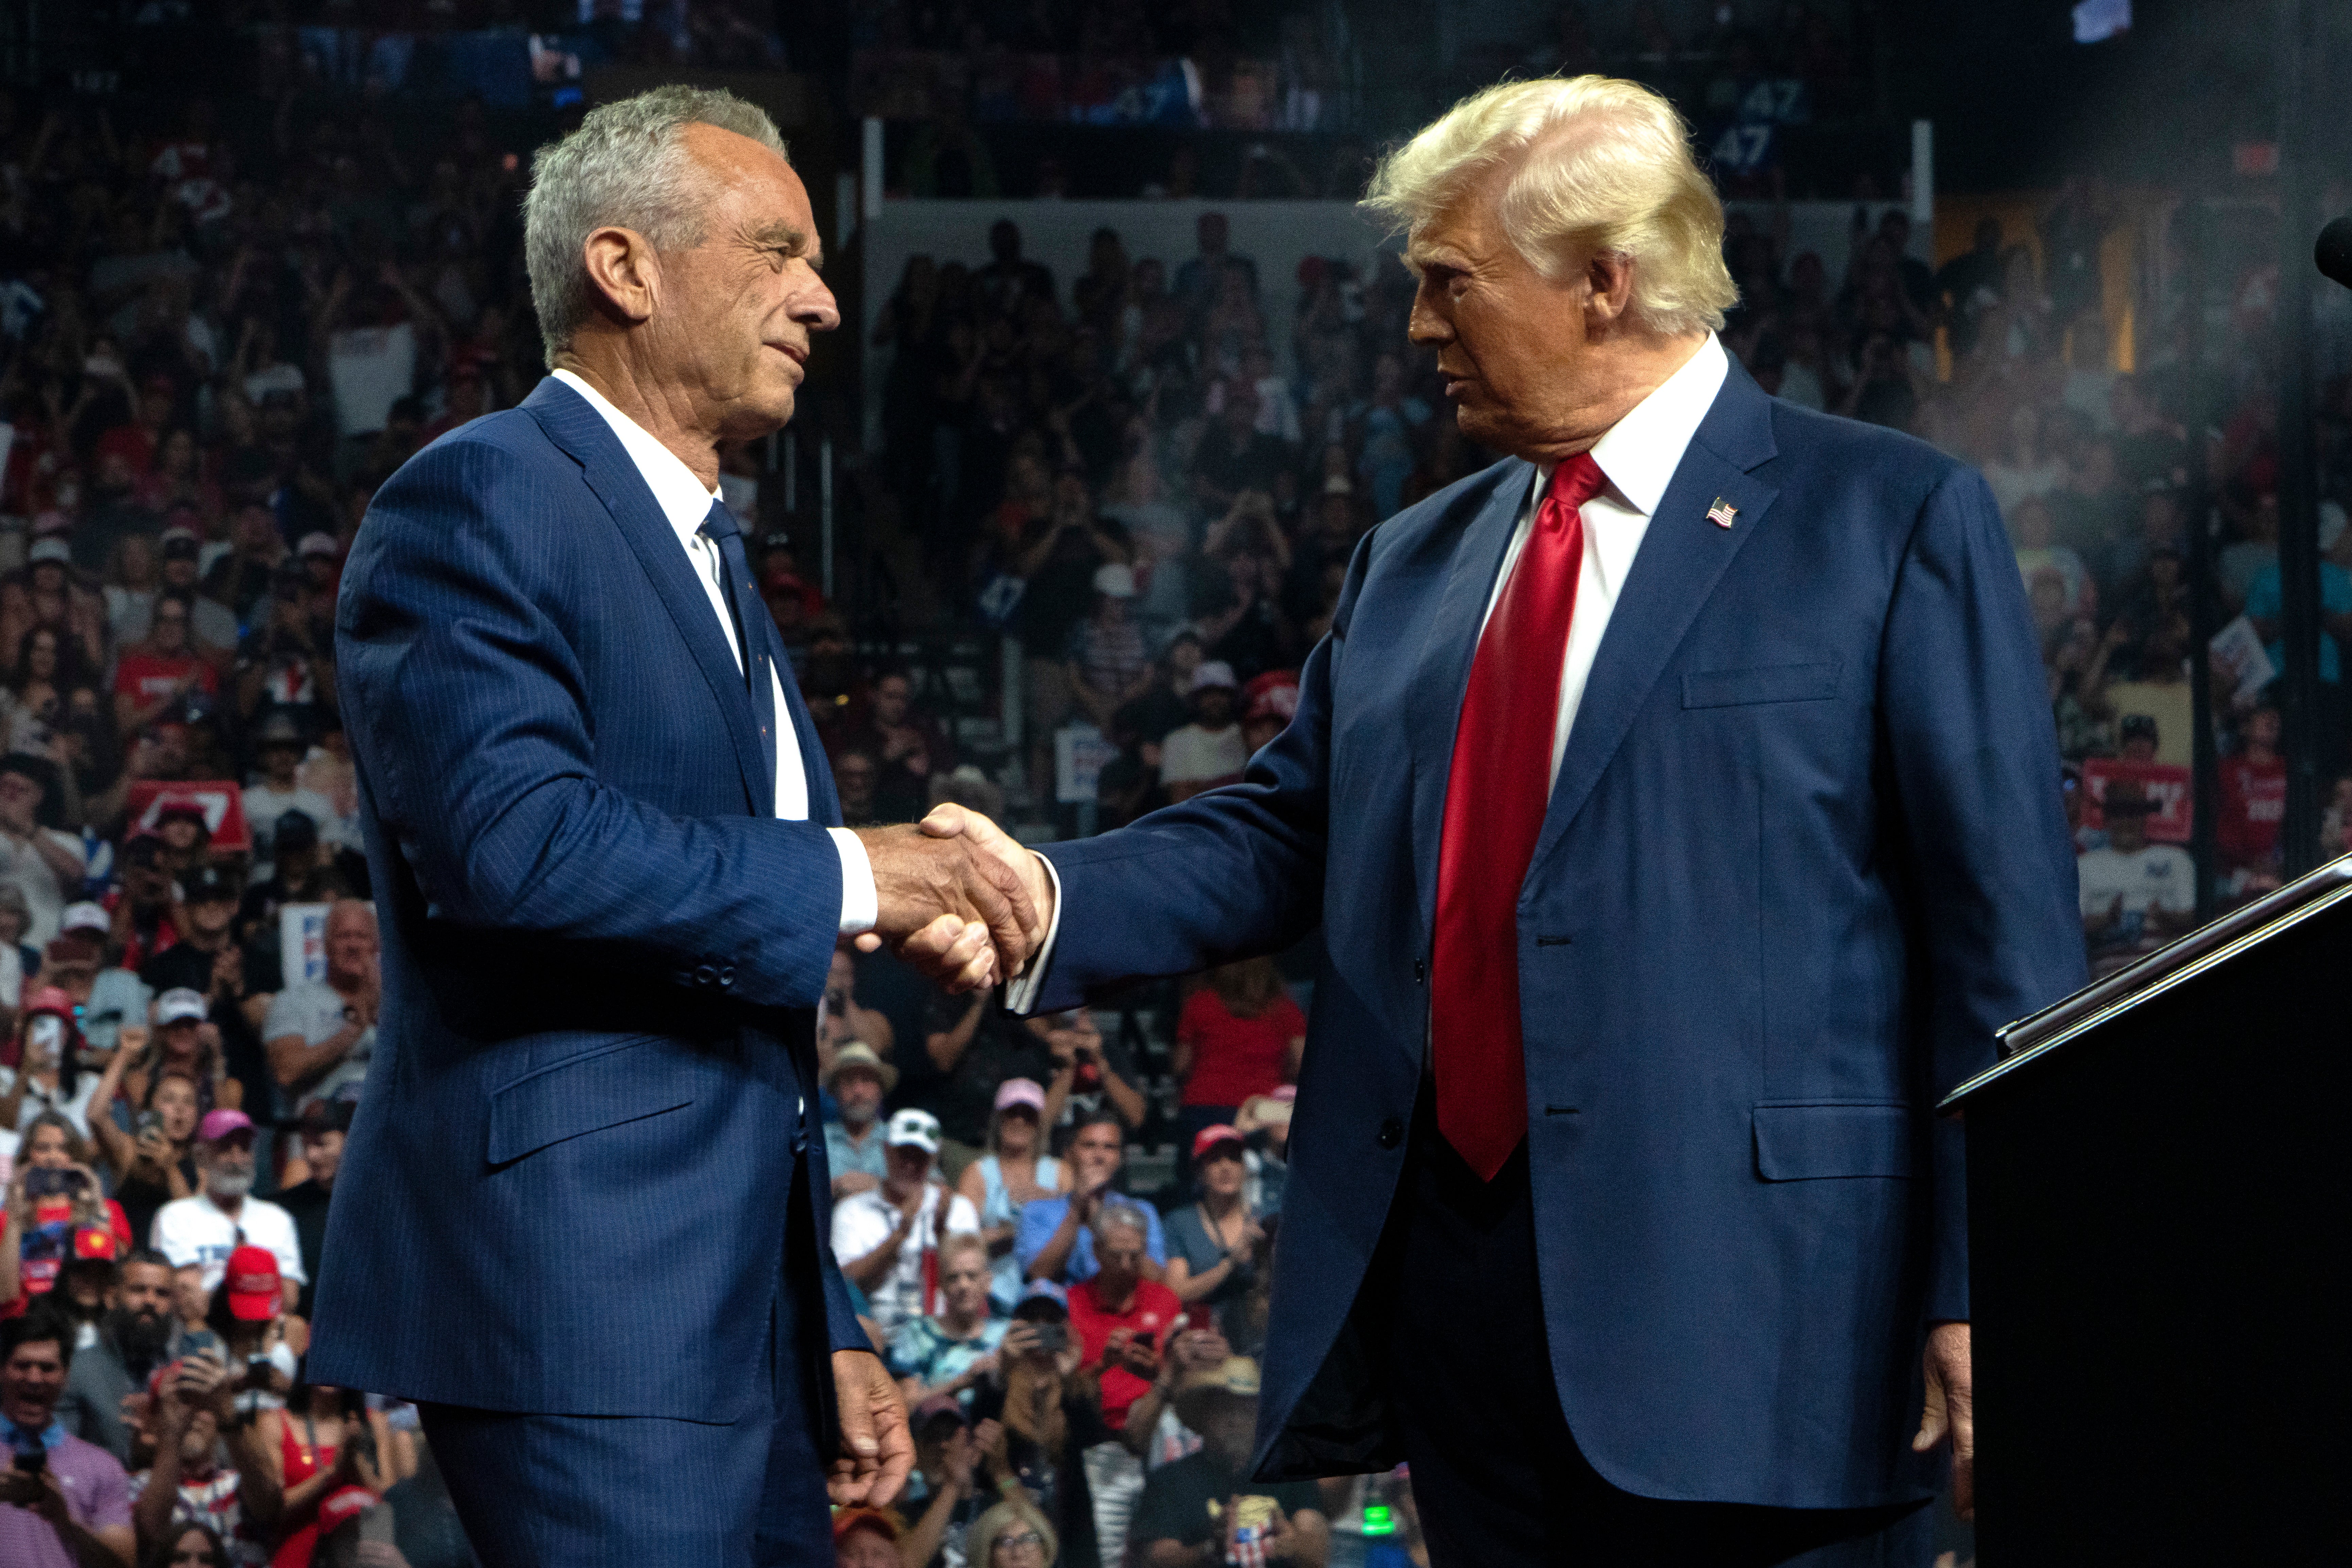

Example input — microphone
[2318,214,2352,291]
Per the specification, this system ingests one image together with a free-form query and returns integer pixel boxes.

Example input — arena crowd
[0,0,2327,1565]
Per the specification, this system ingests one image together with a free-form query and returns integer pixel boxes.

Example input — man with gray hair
[311,85,1044,1563]
[938,73,2084,1563]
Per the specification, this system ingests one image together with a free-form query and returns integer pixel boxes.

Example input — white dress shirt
[1008,334,1730,1011]
[551,369,876,934]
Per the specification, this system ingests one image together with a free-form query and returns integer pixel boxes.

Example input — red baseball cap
[1191,1123,1246,1160]
[224,1245,282,1321]
[832,1507,900,1546]
[1242,670,1300,725]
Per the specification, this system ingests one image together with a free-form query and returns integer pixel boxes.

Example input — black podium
[1941,860,2352,1565]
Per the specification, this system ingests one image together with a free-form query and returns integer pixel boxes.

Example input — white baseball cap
[155,988,208,1026]
[59,902,110,937]
[885,1108,942,1155]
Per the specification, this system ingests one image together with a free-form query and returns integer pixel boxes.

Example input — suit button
[693,963,717,987]
[1377,1117,1404,1150]
[1412,960,1426,984]
[718,965,736,988]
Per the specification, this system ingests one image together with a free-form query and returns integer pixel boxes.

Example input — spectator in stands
[981,1281,1110,1568]
[1161,1128,1262,1310]
[239,719,334,874]
[887,1232,1006,1413]
[129,1342,282,1564]
[3,996,103,1137]
[1192,397,1289,516]
[1173,214,1258,327]
[1172,960,1303,1178]
[152,1522,230,1567]
[895,1403,999,1568]
[268,1102,348,1323]
[2218,703,2288,899]
[108,839,186,977]
[252,1374,401,1567]
[1066,567,1154,735]
[1233,1091,1292,1220]
[1130,1356,1329,1568]
[1,1110,133,1318]
[955,1078,1069,1312]
[833,1108,981,1338]
[1031,1007,1145,1142]
[2078,780,2196,968]
[112,593,218,738]
[0,1310,137,1567]
[55,1248,183,1464]
[830,670,951,825]
[193,1251,296,1427]
[235,815,344,955]
[152,532,239,665]
[975,221,1057,321]
[1157,663,1246,804]
[1238,671,1299,756]
[822,1043,894,1201]
[148,1112,301,1303]
[832,1505,903,1568]
[918,990,1060,1169]
[1064,1204,1179,1556]
[0,756,87,948]
[1017,1113,1166,1287]
[967,1500,1058,1568]
[819,949,897,1069]
[261,901,376,1118]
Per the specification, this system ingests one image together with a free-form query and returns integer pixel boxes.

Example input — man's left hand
[828,1349,914,1509]
[1912,1321,1974,1520]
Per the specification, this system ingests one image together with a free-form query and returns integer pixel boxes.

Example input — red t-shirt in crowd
[114,652,218,708]
[2217,752,2287,869]
[1176,988,1306,1107]
[1068,1276,1184,1430]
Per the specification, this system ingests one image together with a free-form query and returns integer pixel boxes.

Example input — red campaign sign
[125,781,252,854]
[2080,759,2193,844]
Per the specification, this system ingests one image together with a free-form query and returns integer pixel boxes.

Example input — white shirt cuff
[1003,851,1063,1015]
[829,827,878,935]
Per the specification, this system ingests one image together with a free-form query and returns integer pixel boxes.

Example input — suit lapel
[525,378,771,815]
[1528,364,1781,874]
[1403,460,1535,933]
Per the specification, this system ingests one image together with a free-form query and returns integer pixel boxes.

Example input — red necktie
[1431,454,1605,1180]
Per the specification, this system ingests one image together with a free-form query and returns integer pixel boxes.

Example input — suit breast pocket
[1752,1101,1916,1181]
[1682,659,1843,709]
[486,1034,698,1167]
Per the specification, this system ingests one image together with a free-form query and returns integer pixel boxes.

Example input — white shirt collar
[549,369,721,546]
[1580,333,1731,518]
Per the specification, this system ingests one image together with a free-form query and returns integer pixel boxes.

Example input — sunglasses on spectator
[994,1533,1044,1552]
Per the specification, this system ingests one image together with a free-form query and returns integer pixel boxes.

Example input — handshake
[851,805,1056,993]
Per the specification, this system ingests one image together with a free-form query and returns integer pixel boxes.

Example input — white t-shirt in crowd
[150,1192,307,1295]
[2077,843,2197,923]
[829,1182,979,1336]
[0,826,89,946]
[1158,722,1249,787]
[0,1067,103,1140]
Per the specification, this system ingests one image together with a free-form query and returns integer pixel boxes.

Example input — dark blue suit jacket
[309,377,865,1423]
[1023,363,2085,1509]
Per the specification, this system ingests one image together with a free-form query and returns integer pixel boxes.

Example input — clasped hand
[851,807,1056,993]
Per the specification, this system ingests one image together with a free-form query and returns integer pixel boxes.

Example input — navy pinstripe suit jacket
[308,376,864,1421]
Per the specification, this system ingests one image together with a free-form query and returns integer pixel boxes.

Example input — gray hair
[522,85,789,366]
[1091,1200,1150,1249]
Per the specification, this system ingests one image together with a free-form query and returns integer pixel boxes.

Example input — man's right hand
[854,823,1039,992]
[915,804,1055,975]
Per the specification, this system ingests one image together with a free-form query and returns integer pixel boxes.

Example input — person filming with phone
[0,1311,138,1567]
[127,1335,283,1564]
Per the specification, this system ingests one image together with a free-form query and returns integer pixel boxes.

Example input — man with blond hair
[935,75,2083,1563]
[314,84,1044,1562]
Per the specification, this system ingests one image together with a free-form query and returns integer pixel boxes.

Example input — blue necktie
[700,500,777,807]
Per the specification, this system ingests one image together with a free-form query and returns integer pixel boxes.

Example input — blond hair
[1363,75,1737,337]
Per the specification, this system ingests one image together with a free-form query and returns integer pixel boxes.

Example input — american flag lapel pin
[1706,497,1739,529]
